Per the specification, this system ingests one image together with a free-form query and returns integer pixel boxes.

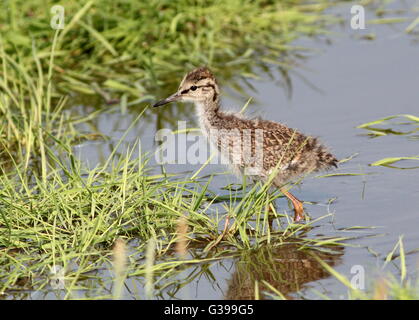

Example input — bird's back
[205,112,338,185]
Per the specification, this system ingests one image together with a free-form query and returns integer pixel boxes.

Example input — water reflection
[225,244,344,299]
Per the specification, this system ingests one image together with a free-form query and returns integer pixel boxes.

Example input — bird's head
[153,67,219,108]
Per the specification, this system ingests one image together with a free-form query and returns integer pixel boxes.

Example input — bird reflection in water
[225,243,344,299]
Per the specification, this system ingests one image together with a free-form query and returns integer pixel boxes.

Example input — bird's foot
[293,210,305,223]
[292,200,305,223]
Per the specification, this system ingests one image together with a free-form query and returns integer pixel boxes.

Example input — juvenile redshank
[153,67,338,222]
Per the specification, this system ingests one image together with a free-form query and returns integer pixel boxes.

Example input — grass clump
[0,0,336,100]
[0,33,83,175]
[0,127,346,299]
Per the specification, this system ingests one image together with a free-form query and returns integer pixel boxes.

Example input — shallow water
[67,2,419,299]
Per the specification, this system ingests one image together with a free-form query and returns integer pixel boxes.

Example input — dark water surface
[70,2,419,299]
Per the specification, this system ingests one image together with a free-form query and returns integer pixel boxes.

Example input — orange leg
[280,188,305,222]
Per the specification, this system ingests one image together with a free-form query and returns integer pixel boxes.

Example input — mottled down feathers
[182,67,338,185]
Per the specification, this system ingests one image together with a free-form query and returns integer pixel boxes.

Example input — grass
[0,121,349,299]
[357,114,419,169]
[0,0,338,101]
[0,1,347,299]
[0,45,347,297]
[311,237,419,300]
[357,114,419,138]
[0,0,342,167]
[0,31,66,170]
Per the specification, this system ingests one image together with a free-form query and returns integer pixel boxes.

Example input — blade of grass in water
[370,156,419,167]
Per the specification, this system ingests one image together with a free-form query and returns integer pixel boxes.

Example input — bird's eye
[190,85,197,91]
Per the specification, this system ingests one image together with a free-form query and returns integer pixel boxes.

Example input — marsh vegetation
[0,0,418,299]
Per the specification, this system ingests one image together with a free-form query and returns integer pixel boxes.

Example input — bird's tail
[309,138,338,170]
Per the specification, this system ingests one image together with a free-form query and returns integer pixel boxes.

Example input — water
[70,2,419,299]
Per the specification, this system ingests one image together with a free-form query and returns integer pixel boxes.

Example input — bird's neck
[195,97,221,132]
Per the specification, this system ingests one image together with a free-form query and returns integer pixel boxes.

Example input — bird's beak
[153,92,181,108]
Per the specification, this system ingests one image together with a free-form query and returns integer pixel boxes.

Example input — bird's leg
[221,215,231,237]
[206,215,230,252]
[265,203,275,230]
[280,188,305,222]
